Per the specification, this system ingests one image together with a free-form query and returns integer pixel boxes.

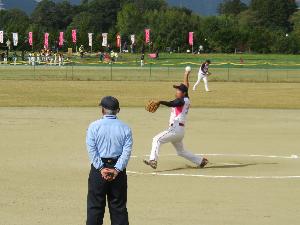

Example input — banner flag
[29,32,33,46]
[59,32,64,47]
[145,29,150,43]
[130,34,135,45]
[44,33,49,49]
[88,33,93,47]
[72,29,77,44]
[116,33,121,48]
[189,32,194,46]
[0,31,3,44]
[12,33,18,46]
[102,33,108,47]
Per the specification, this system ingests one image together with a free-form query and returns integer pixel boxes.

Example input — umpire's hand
[101,168,119,182]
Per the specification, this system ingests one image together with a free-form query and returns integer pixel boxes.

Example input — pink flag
[28,32,33,46]
[145,29,150,44]
[189,32,194,46]
[72,29,77,44]
[116,33,121,48]
[44,33,49,49]
[59,32,64,47]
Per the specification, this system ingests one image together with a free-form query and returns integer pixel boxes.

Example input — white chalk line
[131,153,299,160]
[196,153,299,159]
[127,171,300,179]
[128,153,300,179]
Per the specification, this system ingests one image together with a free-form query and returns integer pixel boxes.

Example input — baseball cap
[99,96,120,110]
[173,83,188,93]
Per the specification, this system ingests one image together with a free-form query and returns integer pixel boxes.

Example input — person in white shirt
[193,60,212,92]
[53,53,57,66]
[36,53,41,65]
[31,53,35,66]
[28,53,32,65]
[58,53,64,67]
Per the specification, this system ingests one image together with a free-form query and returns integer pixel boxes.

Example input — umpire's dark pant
[86,165,129,225]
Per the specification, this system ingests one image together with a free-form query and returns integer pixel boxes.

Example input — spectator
[79,45,84,58]
[141,53,145,67]
[12,52,17,66]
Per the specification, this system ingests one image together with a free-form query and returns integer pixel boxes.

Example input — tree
[31,0,74,31]
[31,0,60,31]
[290,11,300,37]
[55,1,75,30]
[289,11,300,53]
[87,0,123,33]
[218,0,248,16]
[250,0,298,31]
[66,12,94,48]
[116,3,145,38]
[0,9,30,50]
[128,0,167,12]
[202,16,242,52]
[0,9,30,34]
[145,8,203,51]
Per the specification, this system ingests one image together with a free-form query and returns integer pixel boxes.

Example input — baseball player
[193,60,211,92]
[143,68,208,169]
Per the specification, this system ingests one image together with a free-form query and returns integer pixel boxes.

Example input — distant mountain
[1,0,246,15]
[1,0,300,16]
[168,0,250,15]
[34,0,81,3]
[2,0,37,13]
[1,0,80,14]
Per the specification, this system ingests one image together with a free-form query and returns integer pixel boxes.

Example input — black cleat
[143,159,157,169]
[199,158,209,168]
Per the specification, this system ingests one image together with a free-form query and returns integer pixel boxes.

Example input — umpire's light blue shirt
[86,115,133,171]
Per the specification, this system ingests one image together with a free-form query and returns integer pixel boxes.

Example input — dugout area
[0,107,299,225]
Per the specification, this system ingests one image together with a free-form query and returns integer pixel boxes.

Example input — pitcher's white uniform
[149,97,203,165]
[193,63,210,92]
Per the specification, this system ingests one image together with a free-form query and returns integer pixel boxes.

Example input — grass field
[1,53,300,82]
[0,107,299,225]
[1,80,300,109]
[51,53,300,67]
[0,65,300,83]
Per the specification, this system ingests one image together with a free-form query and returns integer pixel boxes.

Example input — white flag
[102,33,108,47]
[88,33,93,47]
[12,33,18,46]
[130,35,135,45]
[0,31,3,44]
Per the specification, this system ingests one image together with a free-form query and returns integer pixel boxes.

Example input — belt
[171,123,185,127]
[101,156,120,168]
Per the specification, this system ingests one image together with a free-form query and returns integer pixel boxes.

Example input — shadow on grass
[155,162,278,173]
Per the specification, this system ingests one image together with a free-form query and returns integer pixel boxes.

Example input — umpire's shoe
[143,159,157,169]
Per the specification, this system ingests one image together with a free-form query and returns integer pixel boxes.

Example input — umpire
[86,96,133,225]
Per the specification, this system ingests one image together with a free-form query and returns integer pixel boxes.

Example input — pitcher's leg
[149,129,174,161]
[172,141,203,165]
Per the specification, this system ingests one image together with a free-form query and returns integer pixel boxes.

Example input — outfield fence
[0,63,300,83]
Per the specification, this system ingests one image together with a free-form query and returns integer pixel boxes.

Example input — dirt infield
[0,107,300,225]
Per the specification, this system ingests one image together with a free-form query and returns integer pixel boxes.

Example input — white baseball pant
[193,73,209,91]
[149,125,203,165]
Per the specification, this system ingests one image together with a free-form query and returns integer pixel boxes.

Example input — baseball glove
[145,100,160,113]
